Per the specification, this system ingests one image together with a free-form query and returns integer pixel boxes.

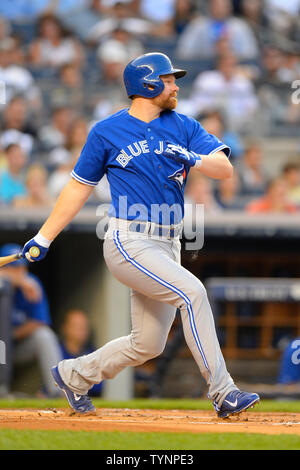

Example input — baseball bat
[0,253,22,268]
[0,246,40,268]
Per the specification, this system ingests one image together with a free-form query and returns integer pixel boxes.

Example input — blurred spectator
[184,169,220,215]
[93,97,128,123]
[176,0,259,60]
[61,0,103,41]
[98,42,127,85]
[264,0,300,38]
[29,13,84,69]
[277,337,300,385]
[48,116,87,167]
[198,110,244,161]
[258,45,300,87]
[0,143,27,205]
[138,0,175,24]
[13,164,53,209]
[59,62,82,88]
[239,0,269,43]
[258,46,285,86]
[38,105,74,151]
[97,26,144,65]
[95,30,139,104]
[87,0,165,43]
[137,0,177,37]
[256,46,296,132]
[59,309,102,396]
[96,26,144,90]
[47,0,89,16]
[215,172,245,210]
[0,1,50,21]
[281,162,300,206]
[0,17,11,41]
[0,37,41,109]
[172,0,197,36]
[48,116,111,202]
[0,129,34,157]
[47,62,86,113]
[48,117,88,195]
[2,97,35,135]
[186,53,259,132]
[237,143,268,197]
[0,96,37,154]
[276,50,300,84]
[0,243,62,397]
[246,178,298,214]
[0,145,6,170]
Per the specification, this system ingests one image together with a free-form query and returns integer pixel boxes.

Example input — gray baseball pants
[14,326,63,397]
[58,218,236,408]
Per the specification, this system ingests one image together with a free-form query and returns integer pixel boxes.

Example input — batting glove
[163,142,202,168]
[22,232,52,262]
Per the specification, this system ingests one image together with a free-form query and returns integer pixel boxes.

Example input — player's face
[153,74,179,110]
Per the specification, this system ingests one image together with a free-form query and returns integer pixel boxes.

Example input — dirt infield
[1,408,300,435]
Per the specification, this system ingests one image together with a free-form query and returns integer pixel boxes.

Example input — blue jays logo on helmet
[123,52,186,99]
[168,165,187,189]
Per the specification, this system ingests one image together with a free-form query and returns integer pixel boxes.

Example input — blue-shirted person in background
[0,144,27,205]
[0,243,62,397]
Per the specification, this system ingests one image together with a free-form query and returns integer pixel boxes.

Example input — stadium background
[0,0,300,402]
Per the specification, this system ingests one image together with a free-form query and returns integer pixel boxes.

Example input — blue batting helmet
[0,243,27,267]
[123,52,187,98]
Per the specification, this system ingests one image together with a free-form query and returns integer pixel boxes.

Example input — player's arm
[163,144,233,180]
[13,321,44,341]
[194,151,233,179]
[39,178,93,240]
[22,178,94,261]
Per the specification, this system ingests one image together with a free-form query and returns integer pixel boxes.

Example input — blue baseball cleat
[217,390,260,418]
[51,366,96,415]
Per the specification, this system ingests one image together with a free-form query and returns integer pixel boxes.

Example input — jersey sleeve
[185,116,231,158]
[71,124,106,186]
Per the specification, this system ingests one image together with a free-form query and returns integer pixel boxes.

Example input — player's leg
[102,230,237,408]
[148,309,185,397]
[58,292,176,394]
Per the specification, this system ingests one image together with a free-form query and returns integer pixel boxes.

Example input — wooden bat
[0,247,40,268]
[0,252,22,268]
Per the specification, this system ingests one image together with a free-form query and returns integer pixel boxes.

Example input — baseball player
[21,53,259,418]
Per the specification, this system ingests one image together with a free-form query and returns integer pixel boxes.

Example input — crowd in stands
[0,0,299,213]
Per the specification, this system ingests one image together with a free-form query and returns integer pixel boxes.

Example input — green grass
[0,429,300,450]
[1,397,300,413]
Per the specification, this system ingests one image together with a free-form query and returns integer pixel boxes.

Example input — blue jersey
[72,109,230,224]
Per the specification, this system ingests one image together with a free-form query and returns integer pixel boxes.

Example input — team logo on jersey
[168,165,187,189]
